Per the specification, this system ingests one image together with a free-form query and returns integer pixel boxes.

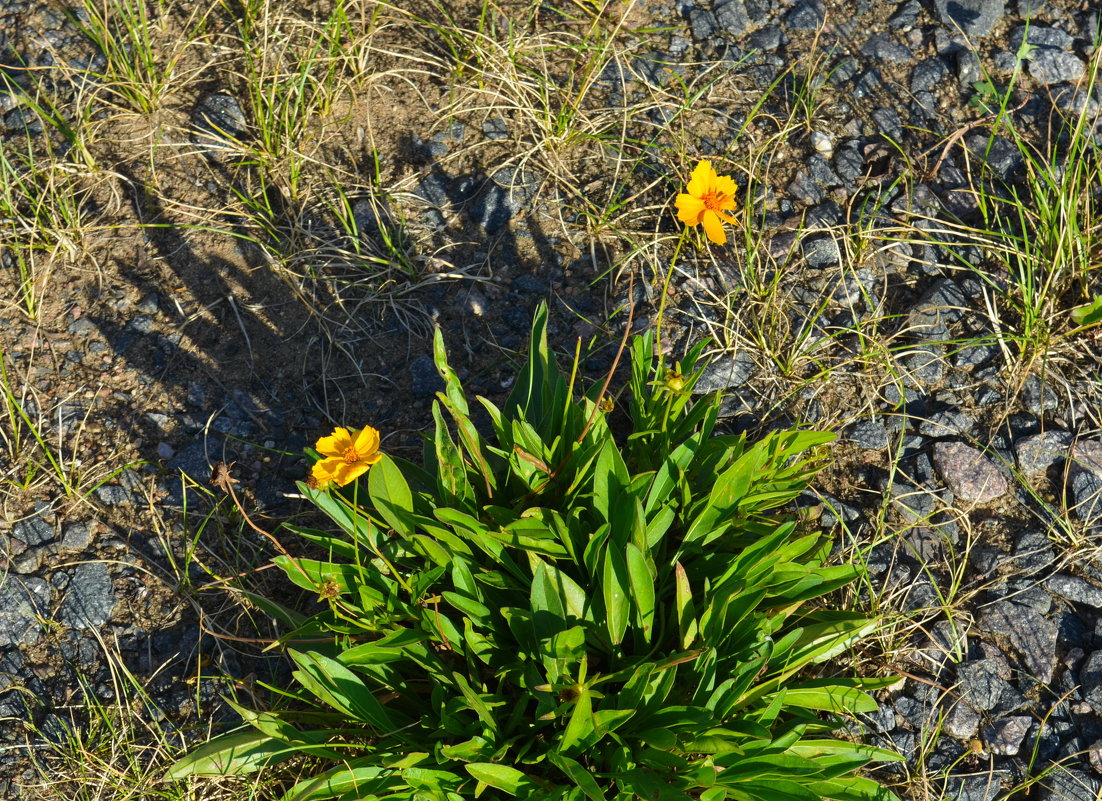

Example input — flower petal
[701,210,727,245]
[331,460,371,486]
[353,425,381,456]
[316,428,353,459]
[685,159,716,198]
[676,194,706,225]
[713,175,738,198]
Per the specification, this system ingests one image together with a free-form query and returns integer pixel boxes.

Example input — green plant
[166,304,900,799]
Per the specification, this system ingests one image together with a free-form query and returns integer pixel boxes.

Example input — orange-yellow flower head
[675,159,739,245]
[310,425,382,488]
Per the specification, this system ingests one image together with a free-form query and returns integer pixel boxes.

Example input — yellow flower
[675,159,739,245]
[310,425,383,488]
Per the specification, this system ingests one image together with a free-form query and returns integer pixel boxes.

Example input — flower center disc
[702,191,724,213]
[342,447,360,463]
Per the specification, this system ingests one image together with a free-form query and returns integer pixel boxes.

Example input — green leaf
[1071,295,1102,327]
[281,761,392,801]
[601,548,630,646]
[674,562,698,648]
[163,730,292,778]
[443,591,492,623]
[559,688,594,752]
[624,543,654,641]
[548,752,605,801]
[465,763,534,796]
[765,684,878,714]
[369,454,415,536]
[289,650,398,731]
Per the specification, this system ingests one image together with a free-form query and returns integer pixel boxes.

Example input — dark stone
[983,716,1031,755]
[788,171,823,205]
[904,345,947,386]
[889,0,921,29]
[872,107,903,141]
[191,93,248,157]
[833,143,864,183]
[57,563,116,629]
[0,650,25,693]
[908,279,968,340]
[409,355,444,399]
[918,409,973,437]
[933,0,1005,37]
[688,8,717,40]
[414,173,450,207]
[861,33,913,63]
[693,351,755,393]
[12,514,54,547]
[1010,530,1055,574]
[979,600,1058,683]
[942,701,981,738]
[802,235,839,267]
[0,577,51,647]
[1029,49,1085,84]
[714,0,751,36]
[848,419,889,450]
[911,58,950,93]
[746,24,783,50]
[1010,25,1074,50]
[958,658,1014,710]
[805,154,842,187]
[1070,469,1102,526]
[1037,769,1100,801]
[783,0,824,30]
[93,484,131,506]
[1014,431,1072,473]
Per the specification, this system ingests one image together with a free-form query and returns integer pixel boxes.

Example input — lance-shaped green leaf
[675,562,699,648]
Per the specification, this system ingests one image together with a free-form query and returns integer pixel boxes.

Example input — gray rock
[848,419,890,450]
[1016,430,1073,473]
[942,774,1003,801]
[932,442,1008,502]
[60,522,92,552]
[1069,469,1102,526]
[788,171,823,205]
[1070,441,1102,476]
[953,341,999,369]
[57,563,116,629]
[911,58,950,92]
[1028,49,1085,84]
[1010,530,1055,574]
[889,0,921,29]
[904,345,947,386]
[693,351,755,393]
[0,577,51,647]
[0,650,26,693]
[784,0,824,30]
[933,0,1005,37]
[714,0,751,36]
[1022,374,1059,415]
[908,279,968,340]
[93,484,131,506]
[1010,25,1074,50]
[833,142,863,183]
[872,107,903,141]
[979,600,1058,683]
[746,25,783,51]
[918,409,973,437]
[982,716,1031,755]
[1046,574,1102,608]
[1037,768,1100,801]
[958,658,1014,710]
[942,701,981,739]
[191,93,248,157]
[687,7,717,40]
[409,355,445,399]
[12,514,54,547]
[414,173,450,206]
[482,118,509,140]
[956,49,983,87]
[805,154,841,187]
[802,235,839,267]
[861,33,913,63]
